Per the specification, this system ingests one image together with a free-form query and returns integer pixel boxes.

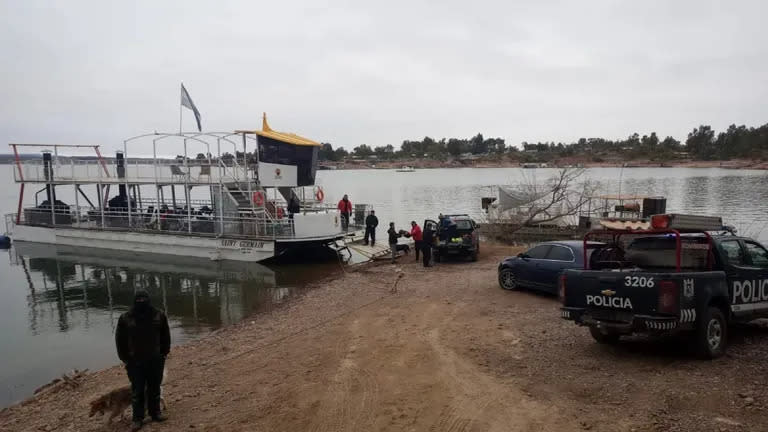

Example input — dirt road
[2,244,767,432]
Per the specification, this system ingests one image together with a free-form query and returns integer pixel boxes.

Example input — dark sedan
[498,241,602,294]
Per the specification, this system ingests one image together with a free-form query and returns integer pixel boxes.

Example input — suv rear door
[423,219,438,246]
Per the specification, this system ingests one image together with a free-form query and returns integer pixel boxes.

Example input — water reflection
[1,243,333,406]
[14,243,292,337]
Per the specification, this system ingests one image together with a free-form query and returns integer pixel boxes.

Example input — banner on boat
[258,162,298,187]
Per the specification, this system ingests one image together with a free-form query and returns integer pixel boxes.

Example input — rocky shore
[2,244,767,432]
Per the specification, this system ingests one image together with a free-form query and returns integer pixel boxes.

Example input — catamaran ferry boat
[4,115,367,262]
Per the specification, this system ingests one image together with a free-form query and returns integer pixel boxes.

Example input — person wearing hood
[116,290,171,431]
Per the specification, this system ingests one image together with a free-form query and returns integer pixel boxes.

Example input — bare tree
[517,167,594,226]
[483,168,595,240]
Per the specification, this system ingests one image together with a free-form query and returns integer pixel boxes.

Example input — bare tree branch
[485,168,595,237]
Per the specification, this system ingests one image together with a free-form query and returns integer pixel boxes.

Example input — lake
[1,164,767,407]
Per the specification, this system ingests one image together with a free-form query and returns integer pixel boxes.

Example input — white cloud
[1,0,766,155]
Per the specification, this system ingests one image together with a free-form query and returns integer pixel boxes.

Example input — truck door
[737,240,768,318]
[423,219,438,246]
[718,239,767,318]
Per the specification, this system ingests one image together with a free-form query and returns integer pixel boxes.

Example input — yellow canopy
[235,113,320,146]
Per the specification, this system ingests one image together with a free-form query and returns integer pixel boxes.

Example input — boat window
[525,245,551,259]
[719,240,746,266]
[744,241,768,268]
[547,245,574,261]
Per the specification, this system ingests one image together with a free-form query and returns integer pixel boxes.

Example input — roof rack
[650,214,724,231]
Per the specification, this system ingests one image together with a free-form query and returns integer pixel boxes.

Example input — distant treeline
[4,122,766,165]
[318,122,768,162]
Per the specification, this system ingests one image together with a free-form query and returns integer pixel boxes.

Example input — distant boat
[396,166,416,172]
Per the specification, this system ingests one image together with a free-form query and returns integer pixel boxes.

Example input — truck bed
[562,269,726,332]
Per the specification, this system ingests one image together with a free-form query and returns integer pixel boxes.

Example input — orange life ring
[277,207,284,219]
[253,191,265,206]
[315,187,325,202]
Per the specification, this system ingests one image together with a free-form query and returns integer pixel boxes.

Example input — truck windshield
[590,234,710,271]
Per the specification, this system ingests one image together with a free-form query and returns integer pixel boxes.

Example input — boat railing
[12,205,332,240]
[3,213,14,235]
[14,158,248,185]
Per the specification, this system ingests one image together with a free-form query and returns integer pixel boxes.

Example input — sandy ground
[2,244,768,432]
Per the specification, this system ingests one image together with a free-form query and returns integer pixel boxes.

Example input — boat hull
[10,225,275,262]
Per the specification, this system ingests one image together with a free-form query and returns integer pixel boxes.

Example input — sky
[1,0,767,156]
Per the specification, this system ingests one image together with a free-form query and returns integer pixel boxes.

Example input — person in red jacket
[337,194,352,230]
[410,221,423,261]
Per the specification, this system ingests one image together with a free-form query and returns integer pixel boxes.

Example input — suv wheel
[589,326,620,344]
[695,307,727,359]
[498,268,517,290]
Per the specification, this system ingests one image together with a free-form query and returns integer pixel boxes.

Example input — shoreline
[320,158,768,170]
[2,245,767,431]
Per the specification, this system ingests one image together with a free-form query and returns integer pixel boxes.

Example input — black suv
[424,214,480,262]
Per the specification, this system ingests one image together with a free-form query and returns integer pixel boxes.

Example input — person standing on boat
[337,194,353,230]
[410,221,423,261]
[287,194,301,219]
[388,222,401,263]
[115,290,171,431]
[364,210,378,245]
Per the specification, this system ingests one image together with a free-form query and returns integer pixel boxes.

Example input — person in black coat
[287,194,301,218]
[422,223,435,267]
[363,210,379,245]
[387,222,402,263]
[115,290,171,430]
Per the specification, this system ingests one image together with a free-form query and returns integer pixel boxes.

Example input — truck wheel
[470,249,478,262]
[498,268,517,290]
[589,326,620,345]
[695,307,727,359]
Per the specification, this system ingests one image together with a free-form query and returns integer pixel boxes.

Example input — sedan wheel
[499,268,518,290]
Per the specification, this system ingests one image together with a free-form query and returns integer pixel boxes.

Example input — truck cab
[560,214,768,358]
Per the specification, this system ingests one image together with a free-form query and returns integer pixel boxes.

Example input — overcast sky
[1,0,766,156]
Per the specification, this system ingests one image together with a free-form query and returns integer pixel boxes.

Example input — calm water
[1,164,767,407]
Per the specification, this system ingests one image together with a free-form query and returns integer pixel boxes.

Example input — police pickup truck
[560,214,768,358]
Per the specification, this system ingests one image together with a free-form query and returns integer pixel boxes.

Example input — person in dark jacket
[287,194,300,219]
[115,290,171,430]
[363,210,379,245]
[387,222,401,263]
[422,223,435,267]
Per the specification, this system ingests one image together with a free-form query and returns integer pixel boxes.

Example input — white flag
[180,83,202,132]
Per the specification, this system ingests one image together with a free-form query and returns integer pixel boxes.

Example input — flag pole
[179,84,183,134]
